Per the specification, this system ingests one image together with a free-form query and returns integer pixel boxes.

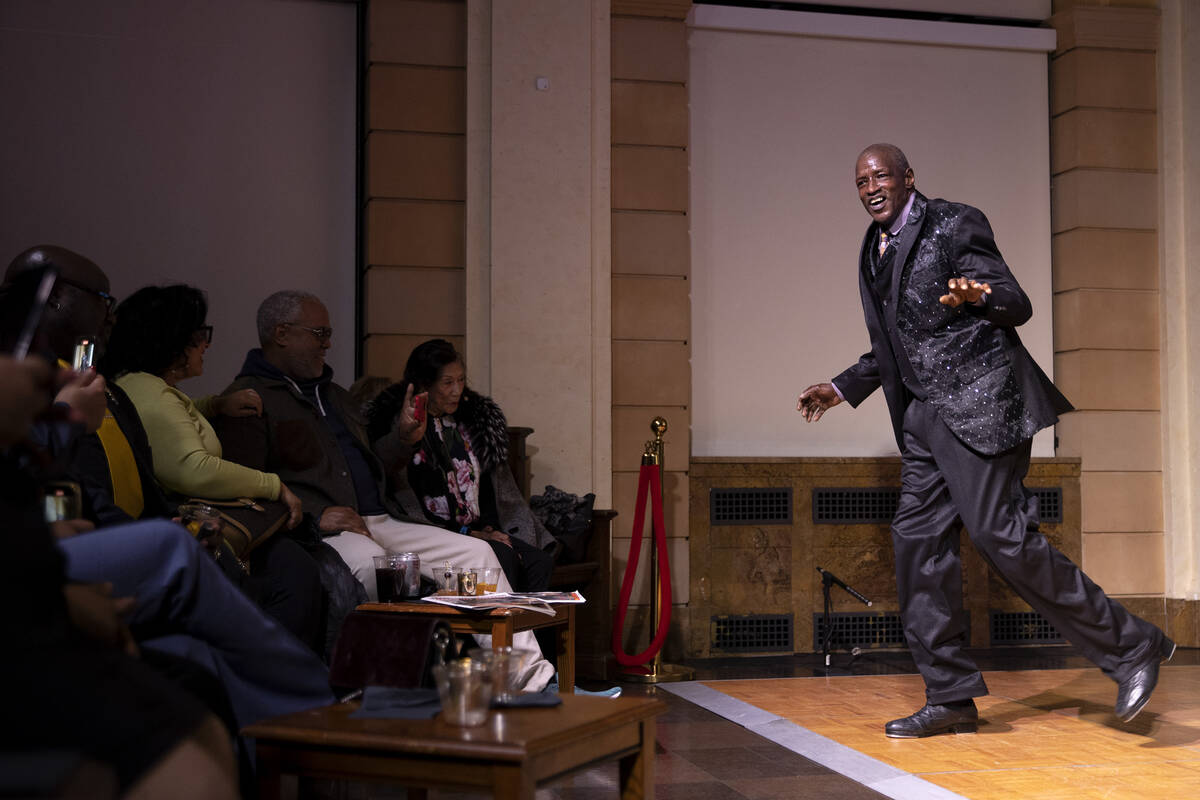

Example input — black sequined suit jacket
[833,192,1072,456]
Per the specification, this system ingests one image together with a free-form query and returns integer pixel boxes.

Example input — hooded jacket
[214,349,424,525]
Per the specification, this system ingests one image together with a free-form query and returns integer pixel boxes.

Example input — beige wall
[1049,4,1165,596]
[486,0,613,501]
[364,0,468,378]
[365,0,613,503]
[1159,0,1200,600]
[611,6,692,606]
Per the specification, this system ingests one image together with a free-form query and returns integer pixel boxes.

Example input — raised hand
[395,382,428,445]
[939,276,991,308]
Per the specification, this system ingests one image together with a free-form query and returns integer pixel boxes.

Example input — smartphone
[1,266,58,359]
[413,393,427,424]
[72,337,96,371]
[43,481,82,523]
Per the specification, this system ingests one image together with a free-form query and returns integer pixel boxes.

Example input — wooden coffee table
[245,694,665,800]
[358,601,576,693]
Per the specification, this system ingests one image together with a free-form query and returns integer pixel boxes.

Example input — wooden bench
[245,694,666,800]
[357,601,576,693]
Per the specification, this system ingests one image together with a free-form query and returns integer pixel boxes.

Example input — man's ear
[270,324,290,347]
[904,168,915,190]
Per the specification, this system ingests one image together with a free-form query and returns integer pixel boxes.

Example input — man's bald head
[857,143,910,176]
[5,245,109,294]
[4,245,113,361]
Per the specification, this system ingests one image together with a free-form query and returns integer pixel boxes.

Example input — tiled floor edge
[660,682,970,800]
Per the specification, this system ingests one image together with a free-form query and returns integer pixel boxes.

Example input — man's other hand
[64,582,139,657]
[213,388,263,417]
[938,276,991,308]
[797,383,843,423]
[318,505,371,537]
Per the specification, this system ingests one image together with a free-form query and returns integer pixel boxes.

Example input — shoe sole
[1118,697,1151,723]
[885,722,978,739]
[1113,642,1171,724]
[1116,641,1173,723]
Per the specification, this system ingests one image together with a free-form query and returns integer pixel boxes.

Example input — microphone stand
[816,566,872,668]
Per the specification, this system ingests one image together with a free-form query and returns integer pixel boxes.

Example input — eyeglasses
[284,322,333,342]
[192,325,213,345]
[58,278,117,314]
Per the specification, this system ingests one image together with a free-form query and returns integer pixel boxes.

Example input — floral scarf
[410,416,483,529]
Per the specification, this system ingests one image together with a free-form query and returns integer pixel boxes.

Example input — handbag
[329,611,459,690]
[184,496,290,573]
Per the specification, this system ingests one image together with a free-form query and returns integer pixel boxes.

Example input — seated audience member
[214,290,555,690]
[0,353,239,800]
[4,245,171,524]
[100,283,323,650]
[366,339,555,592]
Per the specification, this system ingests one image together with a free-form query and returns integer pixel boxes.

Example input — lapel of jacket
[888,192,927,312]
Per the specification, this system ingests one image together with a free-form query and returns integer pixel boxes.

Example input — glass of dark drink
[373,554,407,603]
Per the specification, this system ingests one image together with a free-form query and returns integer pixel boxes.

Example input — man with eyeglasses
[4,245,175,524]
[217,290,556,691]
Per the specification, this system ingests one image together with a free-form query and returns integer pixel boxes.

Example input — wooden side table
[245,695,666,800]
[357,601,576,693]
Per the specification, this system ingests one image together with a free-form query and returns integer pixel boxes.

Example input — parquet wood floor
[708,665,1200,799]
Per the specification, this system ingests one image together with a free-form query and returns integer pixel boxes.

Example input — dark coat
[366,385,555,550]
[834,192,1072,456]
[216,350,425,525]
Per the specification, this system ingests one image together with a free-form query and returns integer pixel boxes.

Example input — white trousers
[323,514,556,691]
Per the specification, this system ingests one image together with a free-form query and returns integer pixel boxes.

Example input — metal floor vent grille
[711,614,794,653]
[990,611,1064,645]
[814,487,1064,525]
[1032,487,1063,523]
[812,612,907,650]
[710,488,792,525]
[813,488,899,524]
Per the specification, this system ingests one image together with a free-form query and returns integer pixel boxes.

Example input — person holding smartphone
[366,339,556,593]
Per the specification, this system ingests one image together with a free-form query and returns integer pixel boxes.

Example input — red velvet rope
[611,463,672,666]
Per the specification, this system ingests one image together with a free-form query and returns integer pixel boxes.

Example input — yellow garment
[96,412,146,518]
[54,359,145,518]
[116,371,281,501]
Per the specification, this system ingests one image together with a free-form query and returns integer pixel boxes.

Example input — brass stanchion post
[621,416,694,683]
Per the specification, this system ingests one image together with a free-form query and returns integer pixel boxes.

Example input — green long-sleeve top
[116,371,281,501]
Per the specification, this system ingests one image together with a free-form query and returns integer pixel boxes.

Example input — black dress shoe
[1114,636,1176,723]
[885,701,978,738]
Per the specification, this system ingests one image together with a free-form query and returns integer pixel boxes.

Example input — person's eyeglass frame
[283,322,333,342]
[58,278,117,314]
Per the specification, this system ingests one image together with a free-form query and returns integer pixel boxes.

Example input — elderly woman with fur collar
[366,339,555,592]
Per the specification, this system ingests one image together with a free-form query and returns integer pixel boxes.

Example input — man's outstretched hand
[939,276,991,308]
[797,383,842,422]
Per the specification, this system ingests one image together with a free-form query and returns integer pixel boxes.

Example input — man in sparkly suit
[797,143,1173,737]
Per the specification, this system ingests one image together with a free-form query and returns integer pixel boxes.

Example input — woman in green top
[100,284,326,650]
[103,284,302,522]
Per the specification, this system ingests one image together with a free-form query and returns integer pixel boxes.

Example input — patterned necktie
[878,231,889,257]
